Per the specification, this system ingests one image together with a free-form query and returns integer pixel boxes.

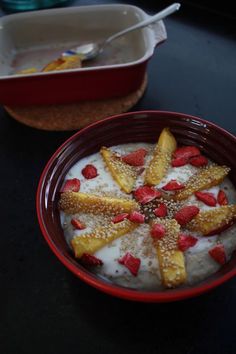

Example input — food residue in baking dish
[10,36,144,75]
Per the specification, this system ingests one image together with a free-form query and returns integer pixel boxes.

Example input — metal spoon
[62,3,181,61]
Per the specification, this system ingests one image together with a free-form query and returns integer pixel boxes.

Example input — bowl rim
[36,110,236,302]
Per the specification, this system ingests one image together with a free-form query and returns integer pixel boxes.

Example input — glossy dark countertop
[1,1,236,354]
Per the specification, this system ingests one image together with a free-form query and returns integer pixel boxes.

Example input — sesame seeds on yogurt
[59,128,236,290]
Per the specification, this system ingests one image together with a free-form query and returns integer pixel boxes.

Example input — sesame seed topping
[59,139,234,290]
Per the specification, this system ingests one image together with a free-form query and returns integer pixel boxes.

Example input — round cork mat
[5,76,147,131]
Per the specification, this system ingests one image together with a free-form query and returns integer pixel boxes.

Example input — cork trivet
[5,75,147,131]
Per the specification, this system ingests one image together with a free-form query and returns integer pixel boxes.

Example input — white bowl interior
[0,5,150,76]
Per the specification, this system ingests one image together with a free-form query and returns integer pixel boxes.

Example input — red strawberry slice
[178,233,198,251]
[81,164,98,179]
[128,211,145,223]
[217,190,228,206]
[80,253,103,266]
[171,156,189,167]
[118,252,141,276]
[151,223,165,240]
[173,146,200,159]
[208,244,226,265]
[195,191,217,207]
[174,205,200,226]
[189,155,208,167]
[112,213,129,224]
[162,180,185,191]
[154,203,168,217]
[134,186,162,204]
[71,218,86,230]
[60,178,80,192]
[121,148,147,166]
[137,167,145,175]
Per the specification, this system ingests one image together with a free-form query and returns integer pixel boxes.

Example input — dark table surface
[1,1,236,353]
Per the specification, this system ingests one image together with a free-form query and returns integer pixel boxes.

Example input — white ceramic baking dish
[0,4,167,105]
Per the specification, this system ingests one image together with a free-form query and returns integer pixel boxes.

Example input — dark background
[1,1,236,353]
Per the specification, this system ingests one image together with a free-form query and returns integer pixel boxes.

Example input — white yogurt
[60,143,236,290]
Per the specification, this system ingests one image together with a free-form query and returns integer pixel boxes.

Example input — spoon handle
[104,3,181,46]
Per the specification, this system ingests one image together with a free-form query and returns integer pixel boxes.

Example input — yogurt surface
[60,143,236,290]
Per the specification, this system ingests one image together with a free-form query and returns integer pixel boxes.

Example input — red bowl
[36,110,236,302]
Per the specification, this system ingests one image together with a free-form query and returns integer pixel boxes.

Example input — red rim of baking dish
[36,110,236,302]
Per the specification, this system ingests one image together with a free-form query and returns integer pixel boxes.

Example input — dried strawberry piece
[189,155,208,167]
[81,164,98,179]
[137,167,145,176]
[134,185,162,204]
[206,222,235,236]
[154,203,168,217]
[162,180,185,191]
[217,190,228,206]
[171,156,189,167]
[195,191,217,207]
[205,219,236,236]
[80,253,103,266]
[112,213,129,224]
[151,223,165,240]
[174,205,200,226]
[128,211,145,223]
[60,178,80,192]
[71,218,86,230]
[173,146,200,159]
[121,148,147,166]
[208,244,226,265]
[118,252,141,276]
[178,233,198,251]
